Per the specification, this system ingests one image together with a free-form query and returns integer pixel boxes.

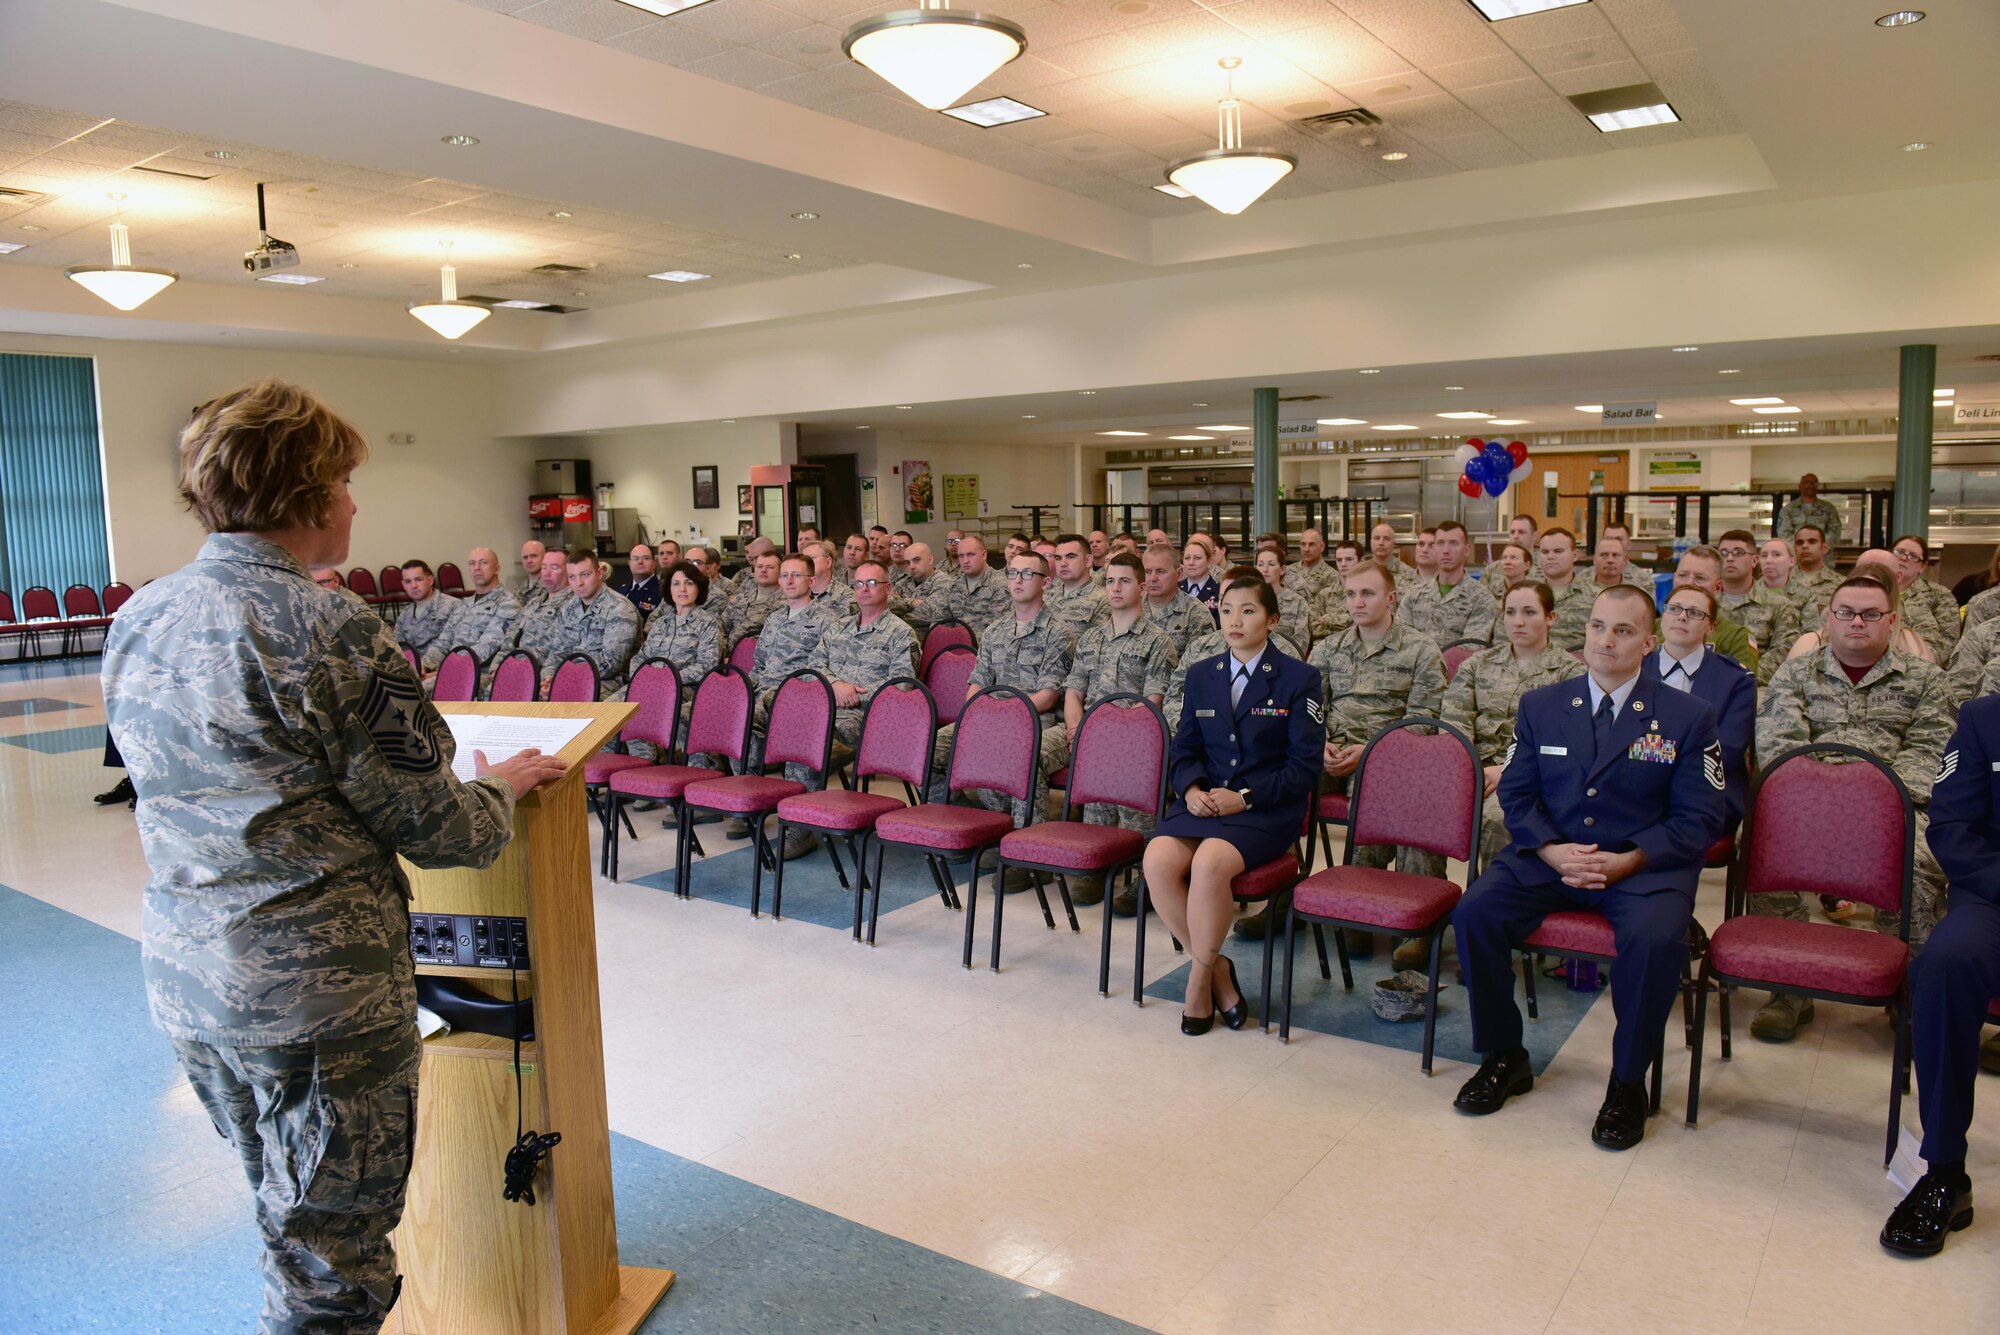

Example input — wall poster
[942,473,980,520]
[902,460,933,523]
[859,476,879,529]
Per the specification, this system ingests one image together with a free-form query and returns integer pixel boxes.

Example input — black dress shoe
[1453,1047,1533,1115]
[1213,955,1250,1031]
[1881,1169,1974,1257]
[1591,1074,1650,1151]
[1181,1008,1215,1036]
[94,776,136,807]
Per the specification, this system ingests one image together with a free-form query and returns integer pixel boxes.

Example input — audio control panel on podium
[390,702,672,1335]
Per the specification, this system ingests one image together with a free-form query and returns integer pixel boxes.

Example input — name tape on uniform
[1539,745,1567,756]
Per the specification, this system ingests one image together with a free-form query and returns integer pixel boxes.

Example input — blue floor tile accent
[0,723,108,754]
[0,695,80,719]
[0,884,1147,1334]
[634,834,974,934]
[1143,929,1604,1074]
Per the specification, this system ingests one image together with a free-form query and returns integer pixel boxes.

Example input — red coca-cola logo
[562,497,593,523]
[528,496,561,519]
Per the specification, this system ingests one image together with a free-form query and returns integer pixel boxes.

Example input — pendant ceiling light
[1165,58,1297,215]
[407,241,490,340]
[844,0,1026,111]
[66,193,178,311]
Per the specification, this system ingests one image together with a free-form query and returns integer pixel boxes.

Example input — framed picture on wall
[737,483,753,515]
[692,465,719,510]
[737,519,754,539]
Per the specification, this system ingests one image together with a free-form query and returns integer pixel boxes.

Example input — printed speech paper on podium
[441,714,593,781]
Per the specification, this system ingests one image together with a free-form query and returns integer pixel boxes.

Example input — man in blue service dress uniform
[1451,585,1728,1150]
[1880,694,2000,1256]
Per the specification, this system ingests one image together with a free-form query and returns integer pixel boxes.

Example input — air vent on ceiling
[1292,107,1382,137]
[0,185,49,204]
[529,262,592,276]
[132,164,216,181]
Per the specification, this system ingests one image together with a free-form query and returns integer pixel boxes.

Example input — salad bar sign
[903,460,933,522]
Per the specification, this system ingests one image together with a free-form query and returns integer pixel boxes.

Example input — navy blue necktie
[1592,694,1617,764]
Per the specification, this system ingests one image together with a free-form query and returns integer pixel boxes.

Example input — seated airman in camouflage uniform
[1400,521,1495,648]
[390,559,455,664]
[1716,529,1798,684]
[1750,573,1956,1042]
[1309,540,1360,641]
[1945,614,2000,705]
[816,558,918,781]
[1046,533,1110,642]
[1254,545,1313,658]
[732,553,833,853]
[310,564,372,611]
[1892,535,1962,664]
[930,552,1075,889]
[1286,526,1339,607]
[102,380,567,1335]
[809,540,860,620]
[424,548,519,686]
[725,549,784,646]
[1140,542,1211,656]
[538,548,642,697]
[513,548,572,668]
[891,541,944,630]
[913,533,1010,639]
[1059,552,1178,912]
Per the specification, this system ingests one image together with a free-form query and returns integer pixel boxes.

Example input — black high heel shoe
[1214,954,1250,1031]
[1182,961,1216,1036]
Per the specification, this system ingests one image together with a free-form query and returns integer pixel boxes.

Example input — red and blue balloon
[1455,437,1531,499]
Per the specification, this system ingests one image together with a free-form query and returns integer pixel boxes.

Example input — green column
[1253,386,1279,538]
[1893,343,1936,541]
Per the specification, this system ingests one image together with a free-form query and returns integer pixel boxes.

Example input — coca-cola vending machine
[530,458,595,553]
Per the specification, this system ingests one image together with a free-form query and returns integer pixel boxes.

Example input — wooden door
[1542,451,1629,536]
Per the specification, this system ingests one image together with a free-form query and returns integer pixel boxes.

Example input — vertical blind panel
[0,353,111,597]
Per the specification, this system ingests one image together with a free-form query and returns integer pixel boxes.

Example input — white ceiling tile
[1036,32,1154,77]
[750,23,847,67]
[1455,77,1559,111]
[1215,0,1356,38]
[601,20,735,64]
[978,55,1082,95]
[756,65,883,108]
[1349,0,1510,66]
[1280,22,1416,86]
[1543,58,1648,97]
[682,46,807,87]
[1001,76,1122,113]
[1517,35,1635,77]
[1427,50,1535,91]
[1619,20,1697,58]
[512,0,659,41]
[672,0,821,44]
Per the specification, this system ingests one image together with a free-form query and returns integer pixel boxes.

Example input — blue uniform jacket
[1496,674,1727,898]
[1169,644,1325,838]
[1928,695,2000,906]
[1642,649,1755,828]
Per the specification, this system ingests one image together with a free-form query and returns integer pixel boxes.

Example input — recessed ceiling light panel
[1753,405,1803,414]
[1358,368,1381,374]
[1198,424,1250,432]
[1875,10,1925,26]
[494,299,556,310]
[1380,151,1409,162]
[1373,424,1419,431]
[1574,405,1604,413]
[1487,419,1529,426]
[1730,397,1786,405]
[204,149,237,160]
[1436,411,1491,420]
[0,241,24,254]
[1316,418,1366,426]
[791,211,819,220]
[942,96,1047,127]
[1901,142,1932,152]
[616,0,719,14]
[1167,435,1212,441]
[1671,346,1699,352]
[1569,82,1680,132]
[1468,0,1590,19]
[440,134,480,147]
[256,272,323,285]
[648,270,711,282]
[1097,430,1148,436]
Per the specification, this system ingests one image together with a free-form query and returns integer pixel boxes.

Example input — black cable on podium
[502,960,559,1205]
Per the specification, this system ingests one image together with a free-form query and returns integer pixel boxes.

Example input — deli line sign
[1954,404,2000,425]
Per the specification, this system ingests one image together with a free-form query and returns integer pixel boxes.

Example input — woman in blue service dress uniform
[1143,572,1326,1035]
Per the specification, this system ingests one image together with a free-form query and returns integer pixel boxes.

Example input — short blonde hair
[179,379,367,533]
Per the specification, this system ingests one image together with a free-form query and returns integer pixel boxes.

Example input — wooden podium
[390,702,673,1335]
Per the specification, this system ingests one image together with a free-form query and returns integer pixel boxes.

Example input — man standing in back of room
[1777,472,1842,546]
[1451,585,1725,1150]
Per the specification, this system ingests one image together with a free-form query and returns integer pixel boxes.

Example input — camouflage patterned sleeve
[1754,657,1814,772]
[1459,595,1496,646]
[1894,665,1958,807]
[310,614,516,870]
[1408,637,1447,718]
[1033,625,1075,695]
[1062,631,1091,697]
[1441,653,1477,740]
[969,632,1001,692]
[1945,619,1998,704]
[1143,631,1178,700]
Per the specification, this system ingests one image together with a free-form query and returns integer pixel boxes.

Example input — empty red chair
[988,693,1170,981]
[379,566,406,600]
[347,567,379,599]
[101,582,134,614]
[919,619,975,677]
[684,670,836,918]
[431,647,479,703]
[60,584,110,655]
[436,561,465,594]
[728,634,758,676]
[487,650,539,703]
[924,643,977,727]
[777,678,939,944]
[584,658,681,874]
[874,686,1041,970]
[607,666,754,886]
[548,654,599,703]
[0,590,23,659]
[1282,718,1483,1071]
[1442,639,1483,683]
[1689,743,1916,1164]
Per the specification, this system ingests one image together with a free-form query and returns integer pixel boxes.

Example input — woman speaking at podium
[102,380,567,1335]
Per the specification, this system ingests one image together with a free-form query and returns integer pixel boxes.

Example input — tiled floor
[6,653,1999,1332]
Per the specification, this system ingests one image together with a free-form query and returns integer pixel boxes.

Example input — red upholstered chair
[919,619,976,677]
[985,694,1168,985]
[1688,744,1916,1164]
[379,566,406,599]
[487,650,538,703]
[585,658,680,874]
[728,634,758,676]
[101,582,134,614]
[1442,639,1483,684]
[18,586,60,658]
[436,562,464,594]
[431,648,479,703]
[924,643,978,727]
[346,567,379,599]
[607,665,753,888]
[547,654,599,703]
[1301,791,1352,874]
[874,686,1041,969]
[61,584,110,655]
[684,670,837,918]
[1136,848,1304,1024]
[400,647,420,675]
[1282,719,1482,1070]
[776,678,938,944]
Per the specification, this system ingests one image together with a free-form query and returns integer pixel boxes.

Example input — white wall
[553,420,792,553]
[802,429,1081,550]
[0,333,518,586]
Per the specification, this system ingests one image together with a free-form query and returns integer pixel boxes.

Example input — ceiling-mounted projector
[242,181,299,273]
